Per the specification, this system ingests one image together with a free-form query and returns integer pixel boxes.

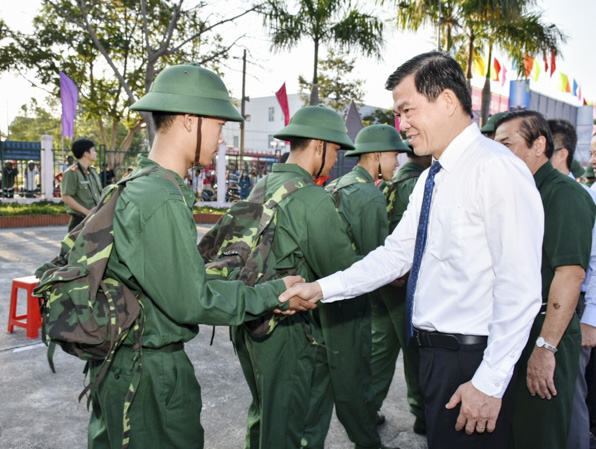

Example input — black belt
[414,329,487,350]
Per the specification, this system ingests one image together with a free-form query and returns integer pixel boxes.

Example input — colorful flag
[530,62,542,82]
[543,50,548,72]
[558,73,568,92]
[59,71,78,139]
[523,55,534,77]
[473,53,486,77]
[275,82,290,126]
[578,85,582,102]
[501,65,508,87]
[573,79,579,97]
[492,58,501,82]
[550,50,556,77]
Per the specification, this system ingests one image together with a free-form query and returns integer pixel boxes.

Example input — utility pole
[240,49,247,167]
[437,0,442,51]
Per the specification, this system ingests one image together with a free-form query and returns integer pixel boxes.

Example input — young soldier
[322,123,404,449]
[371,139,431,433]
[88,64,309,449]
[230,106,377,449]
[61,139,103,231]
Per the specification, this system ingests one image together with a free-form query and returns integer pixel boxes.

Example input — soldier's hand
[279,281,323,304]
[275,276,308,314]
[581,323,596,348]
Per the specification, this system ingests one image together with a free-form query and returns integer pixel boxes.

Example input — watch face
[536,337,545,347]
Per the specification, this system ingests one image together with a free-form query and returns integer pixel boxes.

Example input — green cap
[274,105,355,150]
[130,64,243,122]
[345,124,409,157]
[584,165,595,179]
[571,159,585,178]
[481,111,508,133]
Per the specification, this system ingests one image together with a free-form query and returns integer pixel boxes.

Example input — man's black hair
[288,137,312,152]
[385,51,472,115]
[547,119,577,170]
[71,139,95,159]
[495,110,555,158]
[152,112,177,132]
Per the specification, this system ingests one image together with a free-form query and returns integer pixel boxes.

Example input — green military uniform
[321,165,388,448]
[232,163,360,449]
[370,161,426,427]
[88,155,290,449]
[510,162,596,449]
[62,161,102,229]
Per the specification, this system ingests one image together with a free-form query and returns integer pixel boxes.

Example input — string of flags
[472,50,593,106]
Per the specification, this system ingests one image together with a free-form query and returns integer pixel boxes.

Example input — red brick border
[0,213,223,228]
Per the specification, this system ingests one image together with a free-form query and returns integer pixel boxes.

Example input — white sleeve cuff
[319,272,350,304]
[471,360,514,399]
[581,302,596,327]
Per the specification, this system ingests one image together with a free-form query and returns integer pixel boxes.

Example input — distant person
[100,164,115,187]
[62,155,74,173]
[584,165,596,188]
[24,160,39,197]
[480,111,508,140]
[3,161,19,198]
[238,170,252,199]
[61,139,102,231]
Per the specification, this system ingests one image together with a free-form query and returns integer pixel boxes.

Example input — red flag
[493,58,501,81]
[550,51,556,77]
[275,83,290,126]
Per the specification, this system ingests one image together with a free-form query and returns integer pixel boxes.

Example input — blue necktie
[405,161,442,343]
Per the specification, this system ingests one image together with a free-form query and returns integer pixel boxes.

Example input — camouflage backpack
[34,165,181,448]
[198,176,311,338]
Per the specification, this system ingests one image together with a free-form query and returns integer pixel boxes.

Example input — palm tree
[263,0,384,105]
[388,0,564,124]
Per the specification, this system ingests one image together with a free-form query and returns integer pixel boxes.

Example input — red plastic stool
[7,275,41,339]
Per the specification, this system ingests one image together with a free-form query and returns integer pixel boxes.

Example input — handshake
[276,276,325,315]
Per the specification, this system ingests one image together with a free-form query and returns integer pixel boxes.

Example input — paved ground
[0,225,427,449]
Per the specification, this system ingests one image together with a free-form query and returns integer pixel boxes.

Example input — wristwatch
[536,336,558,354]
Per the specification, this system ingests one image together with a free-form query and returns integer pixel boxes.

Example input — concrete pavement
[0,225,427,449]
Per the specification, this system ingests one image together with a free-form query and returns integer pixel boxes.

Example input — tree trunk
[310,40,319,106]
[466,30,474,90]
[481,44,493,127]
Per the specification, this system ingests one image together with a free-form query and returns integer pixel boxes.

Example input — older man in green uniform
[61,138,103,231]
[495,110,596,449]
[230,106,387,449]
[321,124,404,449]
[87,64,310,449]
[371,139,432,434]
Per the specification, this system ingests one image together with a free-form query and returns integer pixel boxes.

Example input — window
[233,136,239,148]
[268,107,275,122]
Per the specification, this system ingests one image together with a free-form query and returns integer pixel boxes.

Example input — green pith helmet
[273,105,355,150]
[345,124,409,157]
[481,111,508,134]
[571,159,585,178]
[130,64,243,122]
[584,165,595,179]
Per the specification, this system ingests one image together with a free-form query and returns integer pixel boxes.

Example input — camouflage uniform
[61,161,102,230]
[88,155,289,449]
[321,165,388,448]
[370,161,426,426]
[232,162,359,449]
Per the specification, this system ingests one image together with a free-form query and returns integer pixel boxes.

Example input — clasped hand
[274,280,323,315]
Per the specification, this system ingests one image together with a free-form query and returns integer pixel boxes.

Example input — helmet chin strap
[315,141,327,179]
[193,116,203,166]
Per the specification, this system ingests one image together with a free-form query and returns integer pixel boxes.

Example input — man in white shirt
[279,51,544,448]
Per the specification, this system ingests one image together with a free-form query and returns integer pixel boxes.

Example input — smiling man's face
[392,74,450,160]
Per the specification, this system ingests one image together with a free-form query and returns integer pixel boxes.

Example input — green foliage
[193,205,227,215]
[265,0,383,98]
[297,48,364,111]
[0,201,67,216]
[362,108,395,126]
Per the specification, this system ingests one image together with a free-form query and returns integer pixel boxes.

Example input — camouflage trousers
[232,311,334,449]
[88,343,203,449]
[318,295,381,448]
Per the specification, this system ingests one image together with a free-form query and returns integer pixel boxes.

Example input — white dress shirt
[319,123,544,398]
[579,181,596,327]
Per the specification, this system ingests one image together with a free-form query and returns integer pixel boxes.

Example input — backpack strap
[327,174,369,209]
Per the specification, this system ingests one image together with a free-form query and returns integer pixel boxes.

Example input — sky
[1,0,595,137]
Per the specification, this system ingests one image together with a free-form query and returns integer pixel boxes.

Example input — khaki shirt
[61,162,102,214]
